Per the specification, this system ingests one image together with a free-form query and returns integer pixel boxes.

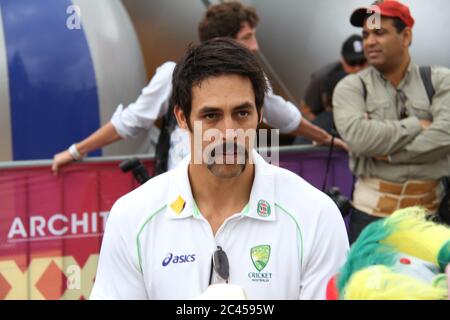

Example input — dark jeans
[349,208,381,245]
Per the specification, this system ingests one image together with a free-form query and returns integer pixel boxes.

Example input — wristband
[68,144,84,160]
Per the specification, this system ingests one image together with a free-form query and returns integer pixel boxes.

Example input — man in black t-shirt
[296,35,367,144]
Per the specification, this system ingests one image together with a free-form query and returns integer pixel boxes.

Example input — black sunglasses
[209,246,229,285]
[396,90,409,120]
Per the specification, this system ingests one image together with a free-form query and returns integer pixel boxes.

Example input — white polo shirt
[90,151,349,300]
[111,62,302,170]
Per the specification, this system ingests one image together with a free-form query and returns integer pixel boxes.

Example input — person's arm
[262,90,302,134]
[52,122,122,175]
[388,67,450,164]
[333,74,422,157]
[110,62,175,139]
[299,197,349,300]
[300,101,317,121]
[90,198,147,300]
[263,91,348,150]
[51,62,176,175]
[291,118,349,151]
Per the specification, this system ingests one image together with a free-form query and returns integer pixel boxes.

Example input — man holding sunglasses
[90,38,349,300]
[333,1,450,244]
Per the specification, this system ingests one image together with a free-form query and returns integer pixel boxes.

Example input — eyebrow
[198,102,255,114]
[233,102,254,111]
[198,106,222,114]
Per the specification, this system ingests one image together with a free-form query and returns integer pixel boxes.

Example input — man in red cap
[333,0,450,244]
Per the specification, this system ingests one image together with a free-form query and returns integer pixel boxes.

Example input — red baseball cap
[350,1,415,28]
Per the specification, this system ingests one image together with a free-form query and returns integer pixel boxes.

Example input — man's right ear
[173,105,189,130]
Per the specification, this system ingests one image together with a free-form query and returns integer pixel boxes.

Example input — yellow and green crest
[251,245,271,272]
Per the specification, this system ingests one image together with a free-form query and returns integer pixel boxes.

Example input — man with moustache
[333,0,450,244]
[90,39,349,300]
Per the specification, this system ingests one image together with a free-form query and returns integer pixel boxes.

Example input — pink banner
[0,160,154,300]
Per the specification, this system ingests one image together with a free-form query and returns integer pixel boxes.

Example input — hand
[52,150,75,176]
[316,135,349,152]
[419,119,432,130]
[333,137,349,152]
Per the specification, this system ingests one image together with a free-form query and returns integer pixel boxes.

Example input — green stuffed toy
[327,207,450,300]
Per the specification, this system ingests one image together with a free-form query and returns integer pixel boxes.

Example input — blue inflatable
[0,0,147,161]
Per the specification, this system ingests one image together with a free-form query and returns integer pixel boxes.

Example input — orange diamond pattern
[35,261,67,300]
[0,273,12,299]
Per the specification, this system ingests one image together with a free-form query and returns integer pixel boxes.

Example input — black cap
[341,34,366,66]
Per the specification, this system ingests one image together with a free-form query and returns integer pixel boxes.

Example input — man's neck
[188,162,254,233]
[381,55,411,88]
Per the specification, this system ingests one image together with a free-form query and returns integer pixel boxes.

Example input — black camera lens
[326,187,351,217]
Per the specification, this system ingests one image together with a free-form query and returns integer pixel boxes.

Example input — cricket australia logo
[257,200,271,217]
[248,245,272,282]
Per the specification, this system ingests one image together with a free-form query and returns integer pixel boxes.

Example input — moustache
[206,141,248,165]
[210,142,245,157]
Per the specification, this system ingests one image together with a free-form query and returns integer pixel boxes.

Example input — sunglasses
[396,90,409,120]
[209,246,229,285]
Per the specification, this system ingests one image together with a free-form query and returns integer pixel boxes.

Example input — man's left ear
[174,105,189,130]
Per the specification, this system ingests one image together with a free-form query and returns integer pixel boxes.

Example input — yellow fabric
[344,265,448,300]
[381,207,450,266]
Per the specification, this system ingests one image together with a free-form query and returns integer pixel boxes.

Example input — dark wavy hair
[198,1,259,43]
[171,38,267,129]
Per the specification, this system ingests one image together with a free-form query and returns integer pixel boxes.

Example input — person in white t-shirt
[90,38,349,300]
[52,1,347,175]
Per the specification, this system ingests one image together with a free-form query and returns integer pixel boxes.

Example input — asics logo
[162,253,196,266]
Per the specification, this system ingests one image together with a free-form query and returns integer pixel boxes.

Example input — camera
[119,158,150,185]
[326,187,351,217]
